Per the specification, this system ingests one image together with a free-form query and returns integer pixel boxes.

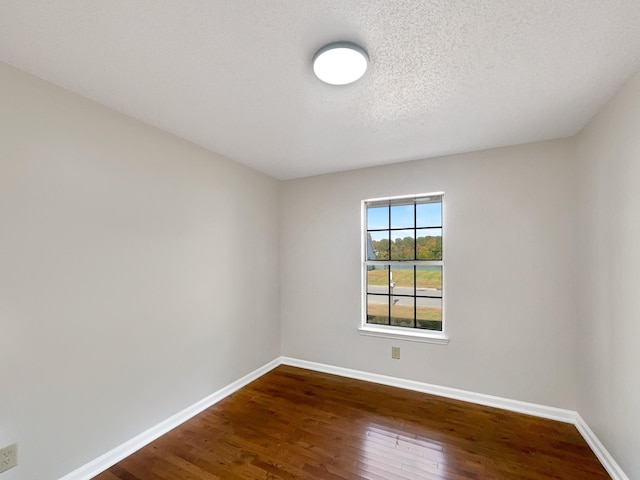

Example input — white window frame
[359,192,449,345]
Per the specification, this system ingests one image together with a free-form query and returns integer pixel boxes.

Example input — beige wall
[280,139,579,409]
[0,62,281,480]
[577,69,640,478]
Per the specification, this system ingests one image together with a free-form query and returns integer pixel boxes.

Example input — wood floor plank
[93,366,610,480]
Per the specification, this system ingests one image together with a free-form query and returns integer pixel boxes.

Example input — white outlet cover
[0,443,17,473]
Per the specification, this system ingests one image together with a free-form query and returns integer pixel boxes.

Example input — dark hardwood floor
[94,365,610,479]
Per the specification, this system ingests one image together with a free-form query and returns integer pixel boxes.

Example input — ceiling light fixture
[313,42,369,85]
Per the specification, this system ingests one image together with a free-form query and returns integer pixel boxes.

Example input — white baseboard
[280,356,629,480]
[573,413,630,480]
[280,357,576,422]
[61,355,629,480]
[58,358,281,480]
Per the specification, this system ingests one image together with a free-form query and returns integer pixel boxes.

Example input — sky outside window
[367,201,441,230]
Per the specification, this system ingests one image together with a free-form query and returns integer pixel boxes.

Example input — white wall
[576,70,640,479]
[0,62,280,480]
[280,139,579,409]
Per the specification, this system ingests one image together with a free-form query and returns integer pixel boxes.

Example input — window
[361,193,447,343]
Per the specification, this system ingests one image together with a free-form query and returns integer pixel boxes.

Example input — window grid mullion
[413,200,417,329]
[388,205,391,325]
[367,292,441,299]
[414,266,417,328]
[367,226,442,232]
[365,261,443,266]
[413,201,417,261]
[387,262,391,326]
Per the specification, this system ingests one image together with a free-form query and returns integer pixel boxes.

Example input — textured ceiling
[1,1,640,179]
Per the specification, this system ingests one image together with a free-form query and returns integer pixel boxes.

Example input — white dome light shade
[313,42,369,85]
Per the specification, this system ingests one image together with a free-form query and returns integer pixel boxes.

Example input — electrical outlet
[0,443,17,473]
[391,346,400,359]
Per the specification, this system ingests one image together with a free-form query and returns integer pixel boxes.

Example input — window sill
[358,326,449,345]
